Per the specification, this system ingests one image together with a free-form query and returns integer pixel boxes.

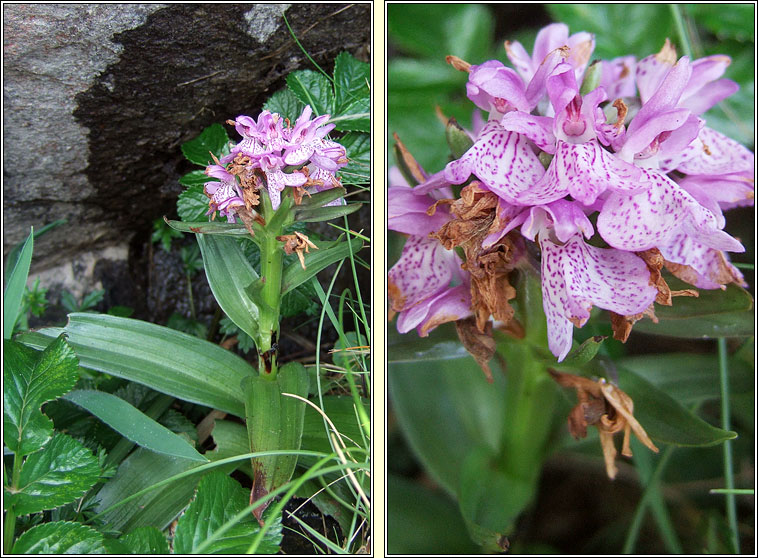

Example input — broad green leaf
[177,184,212,223]
[280,238,363,295]
[339,132,370,185]
[4,335,79,456]
[388,322,469,363]
[617,365,737,446]
[179,169,211,189]
[119,526,170,555]
[459,446,535,547]
[619,352,754,404]
[244,361,309,513]
[95,448,204,533]
[12,521,106,555]
[333,51,370,115]
[329,108,370,133]
[10,433,100,515]
[4,226,33,339]
[388,474,479,555]
[197,234,261,345]
[63,390,207,462]
[388,355,506,496]
[173,471,282,554]
[263,87,305,122]
[286,70,334,117]
[181,123,230,167]
[19,313,253,417]
[632,283,754,338]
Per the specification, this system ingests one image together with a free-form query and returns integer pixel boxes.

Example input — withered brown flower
[277,231,318,270]
[549,370,659,479]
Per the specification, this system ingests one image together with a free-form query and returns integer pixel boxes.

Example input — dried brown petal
[455,317,496,382]
[277,231,318,270]
[446,54,471,72]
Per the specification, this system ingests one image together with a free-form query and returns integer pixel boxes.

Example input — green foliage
[12,521,107,554]
[118,526,170,554]
[4,227,33,339]
[61,288,105,314]
[180,123,230,167]
[22,278,49,318]
[151,217,184,253]
[173,471,282,554]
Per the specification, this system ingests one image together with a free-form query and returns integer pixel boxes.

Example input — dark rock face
[3,3,370,271]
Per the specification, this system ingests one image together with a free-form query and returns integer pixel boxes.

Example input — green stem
[670,5,693,59]
[186,273,196,321]
[4,452,24,553]
[718,338,740,554]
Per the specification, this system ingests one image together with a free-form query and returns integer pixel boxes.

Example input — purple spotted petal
[466,60,530,114]
[658,231,746,290]
[532,141,645,207]
[618,108,692,162]
[521,199,594,242]
[444,121,545,204]
[677,173,754,214]
[397,284,472,336]
[541,234,658,361]
[597,168,744,252]
[282,142,316,165]
[681,79,739,115]
[500,111,556,153]
[388,185,451,236]
[388,236,460,312]
[635,50,677,104]
[667,127,754,176]
[600,55,637,99]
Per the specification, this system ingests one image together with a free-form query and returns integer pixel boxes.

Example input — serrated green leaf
[18,314,253,417]
[63,390,207,462]
[4,335,79,456]
[4,226,33,339]
[177,184,211,223]
[94,447,204,533]
[173,471,282,554]
[179,169,211,189]
[12,521,106,555]
[280,238,363,295]
[10,433,100,515]
[286,70,334,117]
[617,365,737,446]
[333,51,370,115]
[181,123,230,167]
[197,234,261,346]
[119,526,170,555]
[339,132,370,185]
[263,88,305,122]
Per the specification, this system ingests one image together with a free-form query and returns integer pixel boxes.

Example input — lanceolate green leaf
[4,227,33,339]
[19,314,253,417]
[168,218,253,238]
[12,521,106,555]
[280,238,363,295]
[181,123,229,167]
[3,335,79,456]
[617,366,737,446]
[197,234,261,346]
[63,390,207,462]
[173,471,282,554]
[294,202,362,223]
[10,433,100,515]
[94,448,204,533]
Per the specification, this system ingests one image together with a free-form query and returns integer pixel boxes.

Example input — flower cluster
[204,105,348,222]
[389,24,753,362]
